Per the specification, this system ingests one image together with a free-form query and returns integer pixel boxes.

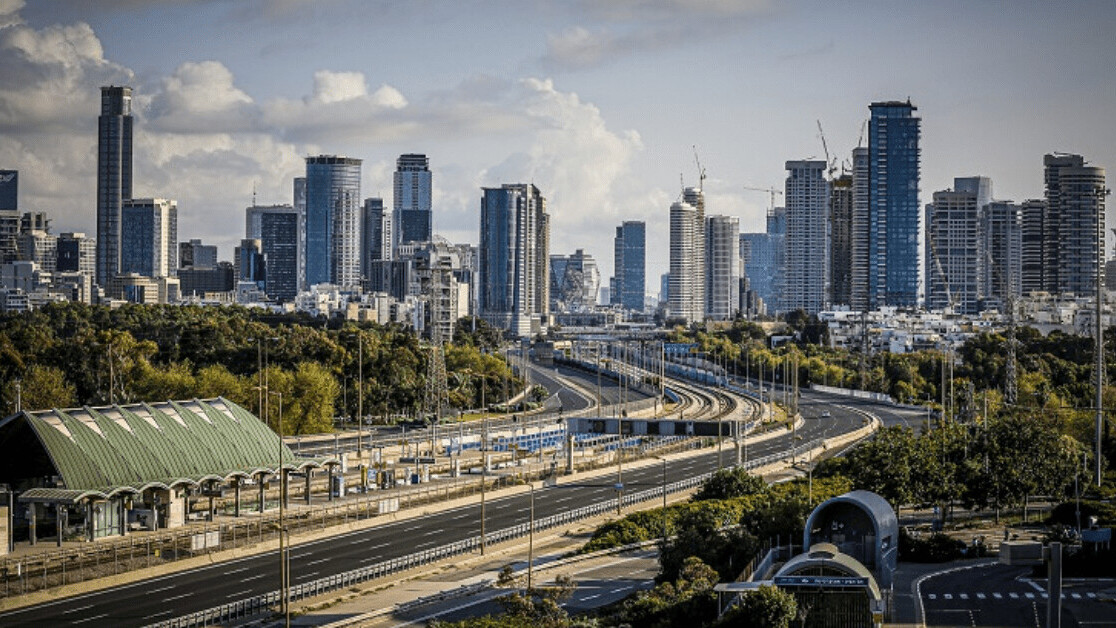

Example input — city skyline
[2,1,1115,294]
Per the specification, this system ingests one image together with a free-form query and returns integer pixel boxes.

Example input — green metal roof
[6,397,336,492]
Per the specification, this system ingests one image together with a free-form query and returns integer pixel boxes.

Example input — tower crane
[693,145,707,192]
[742,185,784,215]
[816,120,837,180]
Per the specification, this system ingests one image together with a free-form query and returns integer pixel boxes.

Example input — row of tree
[0,303,521,434]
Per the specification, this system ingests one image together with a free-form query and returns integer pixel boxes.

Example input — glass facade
[612,221,645,312]
[304,156,361,288]
[393,154,432,248]
[96,86,133,287]
[868,100,921,308]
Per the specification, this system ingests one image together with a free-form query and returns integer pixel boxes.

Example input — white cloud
[0,0,24,28]
[311,70,367,103]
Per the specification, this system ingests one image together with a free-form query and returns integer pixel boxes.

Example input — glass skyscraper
[479,183,549,336]
[393,154,432,250]
[120,198,177,278]
[246,204,300,302]
[868,100,921,308]
[96,86,133,287]
[611,220,645,312]
[304,156,361,288]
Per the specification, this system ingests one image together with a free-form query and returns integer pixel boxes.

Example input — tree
[3,365,76,411]
[844,426,917,512]
[715,585,797,628]
[282,362,338,435]
[693,467,767,501]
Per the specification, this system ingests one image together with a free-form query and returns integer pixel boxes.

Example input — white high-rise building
[669,199,703,323]
[705,215,739,321]
[783,161,829,313]
[981,200,1022,311]
[925,189,980,314]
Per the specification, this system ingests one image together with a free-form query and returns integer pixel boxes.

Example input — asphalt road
[915,560,1116,627]
[0,374,899,627]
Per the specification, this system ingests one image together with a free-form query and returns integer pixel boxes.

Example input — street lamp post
[270,389,288,628]
[527,482,535,591]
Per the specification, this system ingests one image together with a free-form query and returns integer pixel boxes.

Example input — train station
[0,398,338,550]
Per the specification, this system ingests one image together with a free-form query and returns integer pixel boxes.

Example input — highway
[0,362,914,627]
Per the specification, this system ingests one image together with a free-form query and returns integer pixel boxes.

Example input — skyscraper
[246,204,300,302]
[1020,199,1048,296]
[611,220,645,312]
[96,86,133,287]
[1043,154,1107,296]
[981,200,1022,310]
[293,177,307,291]
[393,154,432,250]
[120,198,177,278]
[830,173,854,307]
[925,188,980,314]
[784,160,830,313]
[479,183,549,336]
[682,186,706,317]
[235,238,266,289]
[669,199,703,323]
[304,156,361,288]
[56,232,96,276]
[705,215,739,320]
[867,100,921,308]
[849,147,870,311]
[362,197,391,282]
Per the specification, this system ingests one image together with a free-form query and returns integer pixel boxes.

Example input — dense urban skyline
[2,1,1115,293]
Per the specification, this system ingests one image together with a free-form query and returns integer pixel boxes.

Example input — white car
[820,410,831,418]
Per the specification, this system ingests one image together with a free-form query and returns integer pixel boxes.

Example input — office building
[955,176,993,212]
[178,262,235,297]
[784,160,830,313]
[17,229,56,274]
[705,214,739,320]
[305,155,361,288]
[393,154,432,250]
[981,201,1022,310]
[246,204,300,302]
[1020,199,1048,296]
[56,232,96,276]
[362,197,391,280]
[1044,153,1107,296]
[660,273,670,305]
[0,170,16,211]
[669,198,703,323]
[925,189,980,315]
[179,239,217,269]
[96,86,133,287]
[849,147,870,311]
[412,241,469,341]
[867,100,921,308]
[830,174,853,307]
[611,220,645,312]
[235,238,266,289]
[0,210,18,263]
[120,198,176,278]
[479,183,549,336]
[550,249,600,313]
[294,177,307,290]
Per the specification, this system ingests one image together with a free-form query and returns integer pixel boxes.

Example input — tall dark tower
[96,85,133,287]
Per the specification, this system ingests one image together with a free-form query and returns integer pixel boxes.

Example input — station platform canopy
[0,397,338,504]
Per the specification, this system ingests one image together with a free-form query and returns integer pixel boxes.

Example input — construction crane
[857,119,868,148]
[693,145,707,192]
[816,120,837,180]
[742,185,784,215]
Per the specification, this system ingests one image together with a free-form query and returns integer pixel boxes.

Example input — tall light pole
[270,389,288,628]
[1096,184,1111,486]
[527,482,535,591]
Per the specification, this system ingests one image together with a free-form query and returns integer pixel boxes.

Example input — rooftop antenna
[252,182,257,207]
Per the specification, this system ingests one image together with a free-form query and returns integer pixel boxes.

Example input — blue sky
[2,0,1114,293]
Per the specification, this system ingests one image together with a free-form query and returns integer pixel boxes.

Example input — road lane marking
[928,594,937,600]
[1009,592,1019,599]
[368,541,391,550]
[423,528,444,536]
[226,589,252,599]
[975,593,985,600]
[959,593,968,600]
[583,593,601,601]
[225,565,251,574]
[1024,592,1034,599]
[993,592,1002,599]
[306,556,332,566]
[72,613,109,624]
[943,593,952,600]
[1071,593,1082,599]
[241,573,268,582]
[299,572,319,580]
[62,604,95,614]
[165,593,191,602]
[148,584,175,594]
[1087,592,1097,599]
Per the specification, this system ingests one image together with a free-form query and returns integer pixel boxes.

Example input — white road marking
[943,593,953,600]
[72,613,109,624]
[241,573,268,583]
[975,593,986,600]
[305,556,331,566]
[423,528,444,536]
[1087,592,1098,599]
[993,592,1003,599]
[928,594,937,600]
[582,593,601,601]
[164,593,191,602]
[148,584,175,594]
[62,604,95,614]
[1071,593,1082,599]
[959,593,968,600]
[299,572,319,580]
[1024,592,1034,599]
[225,565,251,574]
[226,589,252,599]
[1009,592,1019,599]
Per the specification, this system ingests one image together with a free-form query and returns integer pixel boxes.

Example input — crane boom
[692,145,706,191]
[742,185,784,215]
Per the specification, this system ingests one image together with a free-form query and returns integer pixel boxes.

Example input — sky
[2,0,1115,296]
